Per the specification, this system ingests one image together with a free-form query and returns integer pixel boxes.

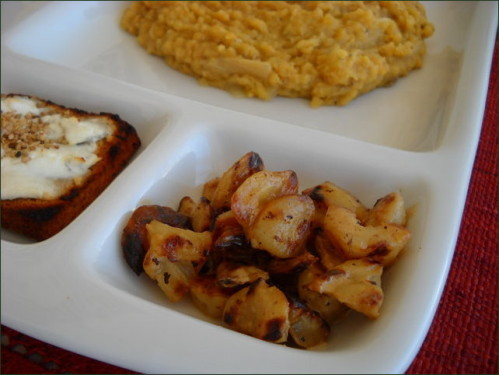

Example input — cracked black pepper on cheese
[1,94,141,241]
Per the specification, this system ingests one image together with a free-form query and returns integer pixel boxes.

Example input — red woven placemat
[2,43,497,375]
[405,40,499,375]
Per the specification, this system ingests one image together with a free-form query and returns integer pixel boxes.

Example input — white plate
[2,1,494,152]
[1,1,497,373]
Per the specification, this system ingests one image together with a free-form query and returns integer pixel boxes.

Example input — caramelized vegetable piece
[190,275,232,319]
[212,210,247,249]
[223,278,290,343]
[313,232,345,271]
[122,152,413,350]
[121,205,190,275]
[143,220,212,302]
[304,181,369,226]
[249,194,315,258]
[202,176,220,203]
[216,261,269,287]
[267,251,318,275]
[311,258,384,319]
[323,205,410,266]
[365,191,407,226]
[288,300,330,349]
[231,170,299,231]
[297,263,348,323]
[210,151,264,213]
[178,196,214,232]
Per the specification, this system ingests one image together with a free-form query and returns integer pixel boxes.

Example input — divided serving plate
[1,2,497,373]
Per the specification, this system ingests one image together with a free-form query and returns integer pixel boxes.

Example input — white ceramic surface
[1,1,497,373]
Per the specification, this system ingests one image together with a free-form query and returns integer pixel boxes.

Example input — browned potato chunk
[146,220,212,264]
[297,263,347,323]
[249,194,315,258]
[202,176,220,203]
[288,300,330,349]
[143,220,212,302]
[324,206,410,266]
[365,191,407,226]
[311,258,384,319]
[121,205,190,276]
[178,196,196,217]
[223,278,290,343]
[314,233,344,271]
[231,170,298,231]
[212,210,247,249]
[216,261,269,288]
[190,275,232,319]
[267,251,318,275]
[143,253,193,303]
[210,152,264,212]
[304,181,369,226]
[178,196,214,232]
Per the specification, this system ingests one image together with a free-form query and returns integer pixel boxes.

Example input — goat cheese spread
[1,96,112,200]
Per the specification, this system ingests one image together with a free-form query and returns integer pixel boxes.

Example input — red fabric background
[2,43,497,375]
[405,40,499,374]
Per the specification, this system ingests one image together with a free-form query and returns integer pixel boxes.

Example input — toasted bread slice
[1,93,141,241]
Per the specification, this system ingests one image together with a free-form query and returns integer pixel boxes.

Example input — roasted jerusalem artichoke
[121,152,412,348]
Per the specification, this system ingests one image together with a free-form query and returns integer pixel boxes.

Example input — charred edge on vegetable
[307,186,324,202]
[246,279,263,296]
[263,318,285,341]
[223,311,234,325]
[163,272,171,284]
[161,235,190,262]
[248,152,263,170]
[122,232,146,275]
[368,246,389,257]
[215,234,248,248]
[329,269,346,277]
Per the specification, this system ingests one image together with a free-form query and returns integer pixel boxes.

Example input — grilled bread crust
[1,94,141,241]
